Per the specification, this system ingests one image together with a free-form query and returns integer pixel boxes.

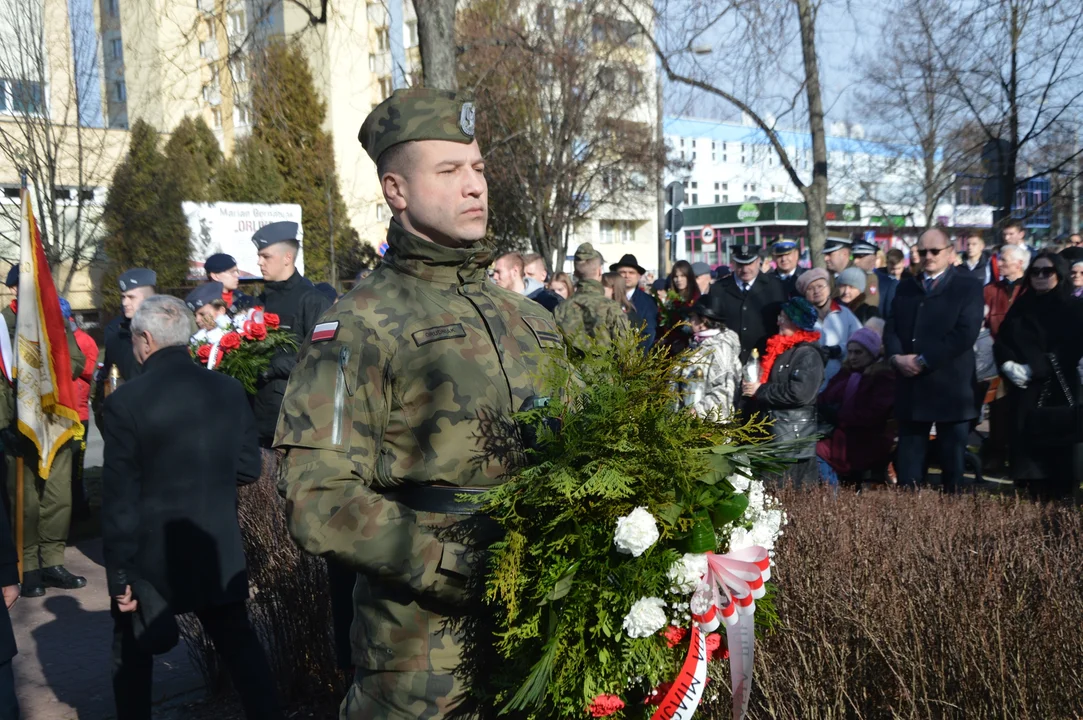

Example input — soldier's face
[258,246,295,282]
[775,249,798,272]
[386,140,488,248]
[210,266,240,291]
[121,287,151,320]
[491,258,521,290]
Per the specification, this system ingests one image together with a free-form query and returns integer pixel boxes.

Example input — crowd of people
[500,221,1083,499]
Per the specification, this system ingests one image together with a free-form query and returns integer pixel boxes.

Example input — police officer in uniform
[92,269,156,431]
[274,88,562,719]
[768,237,805,298]
[823,234,853,280]
[708,243,786,362]
[250,222,332,445]
[851,237,897,317]
[205,253,255,313]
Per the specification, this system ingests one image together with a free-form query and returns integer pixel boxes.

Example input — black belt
[380,485,488,515]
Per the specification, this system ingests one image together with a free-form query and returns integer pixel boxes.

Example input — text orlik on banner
[14,187,83,477]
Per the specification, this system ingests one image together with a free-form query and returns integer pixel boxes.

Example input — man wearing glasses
[885,228,984,492]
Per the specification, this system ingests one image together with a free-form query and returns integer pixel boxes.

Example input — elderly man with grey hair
[101,295,281,720]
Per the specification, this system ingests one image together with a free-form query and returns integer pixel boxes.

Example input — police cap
[185,282,224,311]
[252,222,300,250]
[730,243,759,265]
[118,268,156,292]
[851,238,877,257]
[771,238,798,255]
[359,87,477,164]
[205,253,237,274]
[823,235,853,254]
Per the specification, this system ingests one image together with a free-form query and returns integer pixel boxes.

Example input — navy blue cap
[771,238,798,255]
[4,265,17,288]
[118,268,156,292]
[851,238,877,257]
[205,253,237,274]
[252,221,300,250]
[823,235,852,254]
[730,243,759,264]
[185,282,224,311]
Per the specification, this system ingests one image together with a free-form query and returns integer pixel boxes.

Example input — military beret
[851,238,877,257]
[4,265,17,288]
[359,87,477,164]
[205,253,237,274]
[252,222,300,250]
[729,243,759,265]
[823,235,853,254]
[118,268,156,292]
[185,282,224,311]
[573,242,602,263]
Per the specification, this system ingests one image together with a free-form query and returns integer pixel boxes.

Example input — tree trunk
[795,0,828,268]
[999,1,1020,227]
[413,0,458,90]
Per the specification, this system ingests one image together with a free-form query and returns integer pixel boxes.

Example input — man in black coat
[768,237,805,298]
[92,268,156,432]
[0,490,20,719]
[709,243,787,362]
[102,295,281,720]
[611,254,658,349]
[885,228,984,492]
[252,221,332,444]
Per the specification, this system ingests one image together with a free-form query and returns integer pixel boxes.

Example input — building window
[750,183,756,192]
[207,18,217,40]
[679,151,685,160]
[379,76,393,99]
[231,57,247,82]
[741,155,746,164]
[376,27,390,51]
[711,152,716,162]
[113,80,126,102]
[406,20,418,47]
[691,182,698,189]
[722,154,727,163]
[627,72,642,95]
[6,80,44,114]
[376,204,387,222]
[234,104,249,125]
[212,107,222,127]
[107,0,118,15]
[229,10,246,35]
[80,189,95,202]
[713,182,719,190]
[723,194,728,202]
[691,152,696,160]
[536,4,555,30]
[368,54,376,72]
[679,138,684,147]
[722,183,728,190]
[692,140,696,148]
[111,38,123,59]
[691,193,698,205]
[714,194,719,203]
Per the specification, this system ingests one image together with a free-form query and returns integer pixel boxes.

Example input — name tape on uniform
[311,321,340,342]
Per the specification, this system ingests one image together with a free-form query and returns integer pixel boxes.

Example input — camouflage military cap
[359,87,477,163]
[573,243,602,263]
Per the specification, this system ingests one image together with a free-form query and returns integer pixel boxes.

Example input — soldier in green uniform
[1,269,88,597]
[554,242,631,353]
[274,88,563,719]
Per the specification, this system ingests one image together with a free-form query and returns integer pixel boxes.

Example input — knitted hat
[781,297,818,332]
[836,266,867,292]
[795,267,830,296]
[849,327,882,357]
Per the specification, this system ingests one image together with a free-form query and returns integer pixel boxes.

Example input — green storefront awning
[683,201,862,228]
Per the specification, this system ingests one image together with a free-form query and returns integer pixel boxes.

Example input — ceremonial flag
[14,186,82,477]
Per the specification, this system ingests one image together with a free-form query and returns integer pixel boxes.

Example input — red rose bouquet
[190,307,297,394]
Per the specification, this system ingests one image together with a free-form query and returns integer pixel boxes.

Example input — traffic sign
[665,181,685,207]
[701,226,715,242]
[665,208,685,233]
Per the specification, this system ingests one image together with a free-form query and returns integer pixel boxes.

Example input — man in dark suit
[885,228,984,492]
[768,237,805,298]
[101,295,281,720]
[709,243,786,362]
[611,254,658,349]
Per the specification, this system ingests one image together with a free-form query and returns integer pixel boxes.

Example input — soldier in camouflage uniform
[554,242,631,353]
[274,88,563,719]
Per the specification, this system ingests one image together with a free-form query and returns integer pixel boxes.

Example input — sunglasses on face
[1030,267,1056,278]
[916,247,948,258]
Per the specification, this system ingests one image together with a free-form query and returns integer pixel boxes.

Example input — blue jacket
[884,266,983,423]
[874,269,898,318]
[629,288,658,349]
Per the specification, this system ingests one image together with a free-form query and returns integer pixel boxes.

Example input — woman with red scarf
[741,296,827,488]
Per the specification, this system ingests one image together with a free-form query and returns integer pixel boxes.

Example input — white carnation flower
[729,526,753,551]
[622,597,668,638]
[192,329,209,344]
[215,314,232,330]
[667,554,709,594]
[206,327,224,344]
[613,507,660,557]
[728,469,753,493]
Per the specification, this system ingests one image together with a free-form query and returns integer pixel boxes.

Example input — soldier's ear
[382,173,408,213]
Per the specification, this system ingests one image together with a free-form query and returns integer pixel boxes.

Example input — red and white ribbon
[651,546,771,720]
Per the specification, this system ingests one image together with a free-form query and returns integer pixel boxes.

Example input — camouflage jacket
[273,221,561,628]
[553,278,631,352]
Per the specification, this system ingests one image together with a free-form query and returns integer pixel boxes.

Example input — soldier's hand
[2,584,18,609]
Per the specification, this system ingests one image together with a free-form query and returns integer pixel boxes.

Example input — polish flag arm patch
[311,321,340,342]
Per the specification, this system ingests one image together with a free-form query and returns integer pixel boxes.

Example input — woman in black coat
[993,250,1083,499]
[742,297,828,488]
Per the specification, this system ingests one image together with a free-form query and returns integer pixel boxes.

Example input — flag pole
[14,170,26,583]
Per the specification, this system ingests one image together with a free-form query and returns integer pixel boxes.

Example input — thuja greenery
[471,331,795,719]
